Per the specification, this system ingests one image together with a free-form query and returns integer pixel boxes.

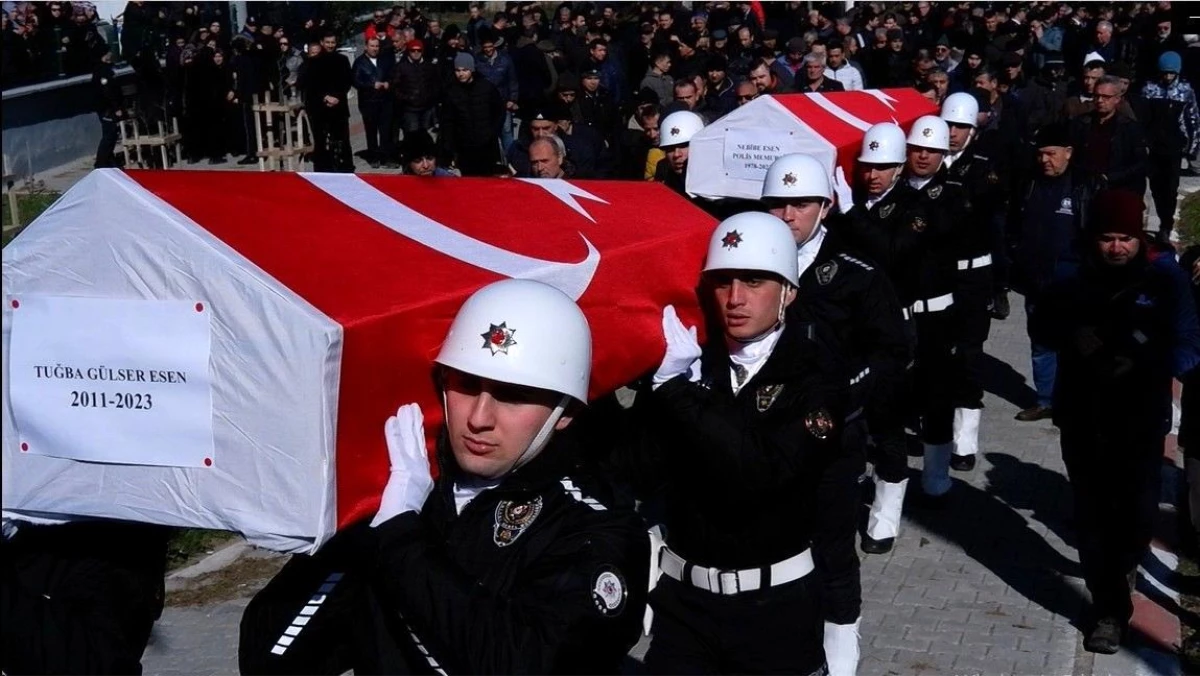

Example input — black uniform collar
[699,319,815,396]
[434,427,579,500]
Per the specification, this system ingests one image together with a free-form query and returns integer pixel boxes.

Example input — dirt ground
[166,551,288,607]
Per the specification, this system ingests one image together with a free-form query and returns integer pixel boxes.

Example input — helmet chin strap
[511,395,570,472]
[730,284,791,344]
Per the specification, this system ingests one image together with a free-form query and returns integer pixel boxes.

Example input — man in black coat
[91,47,122,168]
[391,39,441,136]
[1069,76,1148,195]
[352,37,395,167]
[440,52,505,176]
[304,32,353,172]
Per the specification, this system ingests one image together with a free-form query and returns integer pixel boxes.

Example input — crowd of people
[2,1,111,86]
[5,2,1200,676]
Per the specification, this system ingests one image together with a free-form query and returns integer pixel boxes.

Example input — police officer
[761,153,911,675]
[837,120,958,509]
[638,212,844,675]
[1030,190,1200,654]
[653,109,705,197]
[92,46,123,169]
[940,93,1000,472]
[240,279,649,674]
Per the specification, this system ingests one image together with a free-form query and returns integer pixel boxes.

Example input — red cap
[407,39,424,51]
[1088,189,1146,237]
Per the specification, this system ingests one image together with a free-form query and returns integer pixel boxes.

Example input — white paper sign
[722,128,802,181]
[8,295,215,467]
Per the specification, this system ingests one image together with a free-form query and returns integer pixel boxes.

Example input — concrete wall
[1,66,135,179]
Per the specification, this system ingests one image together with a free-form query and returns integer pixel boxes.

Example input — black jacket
[790,229,911,419]
[440,77,505,152]
[1009,168,1099,296]
[1069,111,1149,194]
[92,62,121,118]
[352,52,395,107]
[240,432,649,675]
[1031,247,1200,433]
[836,180,955,306]
[944,137,1008,261]
[302,49,352,119]
[392,56,441,110]
[617,320,845,571]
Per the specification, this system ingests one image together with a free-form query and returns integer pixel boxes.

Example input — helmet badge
[868,141,880,150]
[782,172,797,186]
[481,322,518,355]
[721,230,743,249]
[922,127,933,138]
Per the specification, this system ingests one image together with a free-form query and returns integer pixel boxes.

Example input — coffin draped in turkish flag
[687,88,937,201]
[1,169,715,553]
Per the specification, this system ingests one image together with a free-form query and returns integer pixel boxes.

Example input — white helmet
[659,110,705,148]
[761,153,832,201]
[906,114,950,152]
[435,279,591,403]
[703,212,799,286]
[940,92,979,127]
[857,122,907,164]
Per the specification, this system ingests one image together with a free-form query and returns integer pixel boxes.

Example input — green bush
[1178,191,1200,247]
[2,190,62,247]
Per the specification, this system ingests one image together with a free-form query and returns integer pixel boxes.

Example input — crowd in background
[2,1,111,85]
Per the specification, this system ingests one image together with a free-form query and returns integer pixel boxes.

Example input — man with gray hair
[1090,20,1116,63]
[528,135,569,178]
[1069,75,1148,194]
[797,52,844,93]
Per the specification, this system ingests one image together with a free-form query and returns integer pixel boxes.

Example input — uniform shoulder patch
[837,253,874,271]
[591,566,627,617]
[928,184,943,200]
[814,260,838,286]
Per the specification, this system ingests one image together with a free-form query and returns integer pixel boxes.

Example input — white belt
[901,307,912,321]
[911,293,954,314]
[659,546,814,595]
[956,254,993,270]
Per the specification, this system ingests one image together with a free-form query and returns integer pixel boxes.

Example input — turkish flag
[2,170,717,551]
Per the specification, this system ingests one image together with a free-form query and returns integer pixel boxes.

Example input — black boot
[990,290,1011,320]
[860,535,894,554]
[1084,617,1123,654]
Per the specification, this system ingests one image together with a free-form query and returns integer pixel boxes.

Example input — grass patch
[166,528,238,571]
[1179,191,1200,248]
[2,189,62,246]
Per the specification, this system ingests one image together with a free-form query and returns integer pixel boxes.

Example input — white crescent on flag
[301,173,602,300]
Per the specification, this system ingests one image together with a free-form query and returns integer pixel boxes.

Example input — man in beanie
[1030,189,1200,655]
[440,51,506,176]
[1138,51,1200,244]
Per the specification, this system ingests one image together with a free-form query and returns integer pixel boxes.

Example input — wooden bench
[252,94,314,172]
[118,116,183,169]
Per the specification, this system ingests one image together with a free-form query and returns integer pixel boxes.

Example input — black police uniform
[627,320,844,675]
[787,227,911,613]
[943,145,1001,413]
[240,432,649,675]
[92,59,123,169]
[2,519,171,675]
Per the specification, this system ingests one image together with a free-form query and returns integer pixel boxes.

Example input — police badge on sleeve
[591,566,627,617]
[493,496,543,547]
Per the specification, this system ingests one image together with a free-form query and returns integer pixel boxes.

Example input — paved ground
[10,104,1195,676]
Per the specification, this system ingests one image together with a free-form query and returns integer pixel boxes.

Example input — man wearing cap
[771,36,808,86]
[1009,121,1101,422]
[705,55,736,115]
[392,38,441,136]
[577,67,619,147]
[653,110,704,197]
[1030,190,1200,655]
[762,154,910,674]
[628,213,844,675]
[1069,75,1148,195]
[1138,51,1199,244]
[440,52,505,176]
[240,280,650,674]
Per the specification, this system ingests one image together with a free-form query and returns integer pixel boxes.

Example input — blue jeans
[1025,296,1056,408]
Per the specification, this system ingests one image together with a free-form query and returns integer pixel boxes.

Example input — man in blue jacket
[352,37,395,167]
[475,29,519,154]
[1030,189,1200,656]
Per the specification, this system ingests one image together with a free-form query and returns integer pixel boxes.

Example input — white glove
[651,305,702,390]
[823,619,861,676]
[833,166,854,214]
[370,404,435,527]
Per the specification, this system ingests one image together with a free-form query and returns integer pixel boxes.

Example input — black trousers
[359,101,394,162]
[1149,153,1183,239]
[311,111,352,172]
[953,265,995,410]
[813,419,866,624]
[913,309,956,445]
[645,575,826,675]
[990,209,1011,293]
[869,316,916,482]
[1,520,170,675]
[95,115,119,168]
[1060,425,1164,623]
